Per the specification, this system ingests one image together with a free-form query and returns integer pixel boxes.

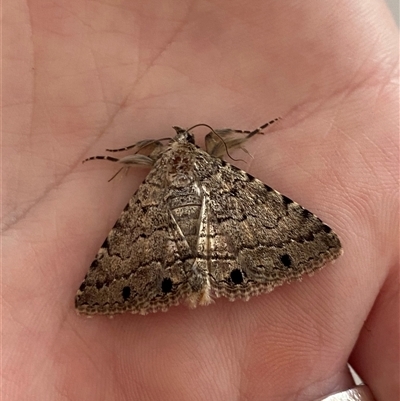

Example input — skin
[3,1,398,400]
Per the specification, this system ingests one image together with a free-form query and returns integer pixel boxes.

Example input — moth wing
[75,171,196,315]
[195,154,342,301]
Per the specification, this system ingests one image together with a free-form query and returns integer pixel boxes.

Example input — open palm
[4,1,398,400]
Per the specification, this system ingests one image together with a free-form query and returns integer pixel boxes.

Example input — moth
[76,119,342,315]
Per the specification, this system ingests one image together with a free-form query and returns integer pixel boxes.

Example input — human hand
[4,1,398,400]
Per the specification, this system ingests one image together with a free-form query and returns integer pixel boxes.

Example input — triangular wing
[194,153,342,301]
[75,169,198,315]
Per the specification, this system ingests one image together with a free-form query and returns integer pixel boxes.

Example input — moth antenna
[185,123,243,162]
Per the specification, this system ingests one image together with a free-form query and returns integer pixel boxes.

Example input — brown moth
[76,119,342,315]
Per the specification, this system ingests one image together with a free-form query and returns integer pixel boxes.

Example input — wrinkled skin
[3,1,398,400]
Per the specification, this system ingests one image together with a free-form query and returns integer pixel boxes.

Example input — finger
[349,266,399,401]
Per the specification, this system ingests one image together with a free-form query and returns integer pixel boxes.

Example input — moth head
[172,126,196,145]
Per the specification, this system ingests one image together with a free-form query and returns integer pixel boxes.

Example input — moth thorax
[167,172,193,188]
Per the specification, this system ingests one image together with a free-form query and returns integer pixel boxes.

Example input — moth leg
[205,118,281,159]
[83,154,155,166]
[82,139,166,181]
[83,137,169,164]
[106,138,171,155]
[82,154,156,182]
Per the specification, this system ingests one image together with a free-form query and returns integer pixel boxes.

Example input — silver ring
[314,385,375,401]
